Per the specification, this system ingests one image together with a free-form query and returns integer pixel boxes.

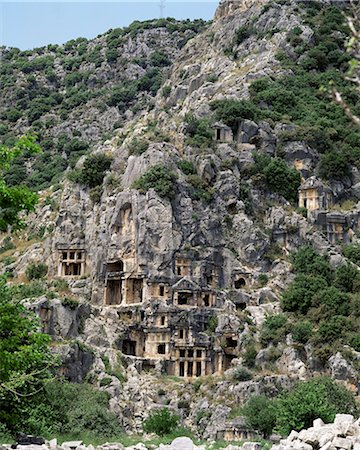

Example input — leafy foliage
[242,395,277,438]
[132,165,177,199]
[0,280,57,430]
[232,367,253,382]
[0,135,40,231]
[282,274,328,314]
[275,377,358,436]
[211,99,260,132]
[75,154,113,189]
[252,154,301,203]
[243,378,358,438]
[290,245,333,283]
[184,114,213,147]
[260,314,288,346]
[26,263,48,280]
[17,380,123,439]
[143,408,179,436]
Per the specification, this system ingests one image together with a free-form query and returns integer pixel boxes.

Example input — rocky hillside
[1,0,360,442]
[0,18,208,190]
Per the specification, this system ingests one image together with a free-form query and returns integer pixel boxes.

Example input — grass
[55,428,202,448]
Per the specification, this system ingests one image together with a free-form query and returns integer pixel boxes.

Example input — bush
[317,315,351,342]
[334,264,360,293]
[311,286,350,319]
[0,236,16,254]
[254,154,301,203]
[26,263,48,280]
[260,314,288,346]
[177,160,196,175]
[243,343,257,368]
[292,320,313,344]
[162,85,171,98]
[20,381,123,438]
[233,367,253,382]
[282,274,328,314]
[132,164,177,199]
[343,244,360,265]
[61,297,79,310]
[291,246,333,283]
[235,26,255,45]
[276,377,358,436]
[211,99,260,132]
[258,274,269,287]
[143,408,179,436]
[184,114,213,147]
[349,333,360,351]
[242,395,277,438]
[187,174,213,202]
[78,154,113,188]
[318,151,350,180]
[128,138,149,156]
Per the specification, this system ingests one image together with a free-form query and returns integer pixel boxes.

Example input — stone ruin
[298,176,360,244]
[48,194,257,379]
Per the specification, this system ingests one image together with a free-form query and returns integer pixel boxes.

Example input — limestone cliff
[2,0,360,437]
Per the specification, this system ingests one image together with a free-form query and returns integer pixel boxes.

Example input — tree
[0,279,57,430]
[282,274,328,314]
[291,246,333,283]
[332,1,360,126]
[0,134,57,432]
[143,408,179,436]
[0,134,40,231]
[78,153,113,188]
[242,395,277,438]
[276,377,358,436]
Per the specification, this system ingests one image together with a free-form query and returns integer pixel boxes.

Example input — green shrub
[99,377,112,387]
[349,333,360,351]
[20,381,123,438]
[143,408,179,436]
[243,395,277,438]
[178,400,190,409]
[177,160,196,175]
[276,377,358,436]
[132,164,177,199]
[243,343,257,368]
[128,138,149,156]
[292,320,313,344]
[258,274,269,287]
[0,236,16,254]
[317,315,351,342]
[184,114,213,147]
[25,263,48,280]
[318,151,350,181]
[90,186,103,203]
[61,297,79,310]
[311,286,350,319]
[211,99,260,132]
[235,26,255,45]
[343,244,360,265]
[150,50,171,67]
[259,156,301,203]
[233,367,253,382]
[291,246,333,282]
[162,85,171,98]
[78,154,113,188]
[282,274,328,314]
[206,315,218,333]
[260,314,288,346]
[187,174,213,202]
[11,281,46,301]
[334,264,360,293]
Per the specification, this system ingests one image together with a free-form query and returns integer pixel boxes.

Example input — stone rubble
[1,437,262,450]
[271,414,360,450]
